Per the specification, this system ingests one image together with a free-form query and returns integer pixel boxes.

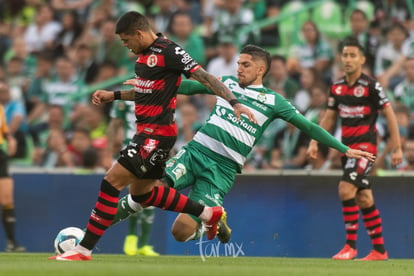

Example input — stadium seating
[278,1,309,54]
[343,0,375,30]
[311,1,350,39]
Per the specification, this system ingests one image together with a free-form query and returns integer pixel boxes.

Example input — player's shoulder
[332,76,346,86]
[149,35,176,53]
[263,86,282,98]
[220,75,237,83]
[357,73,376,87]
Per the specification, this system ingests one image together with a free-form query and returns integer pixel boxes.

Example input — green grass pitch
[1,253,414,276]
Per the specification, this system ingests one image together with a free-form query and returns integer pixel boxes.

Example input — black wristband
[113,90,121,100]
[229,99,240,107]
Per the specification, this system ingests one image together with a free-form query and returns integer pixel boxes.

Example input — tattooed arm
[191,68,257,123]
[191,68,236,102]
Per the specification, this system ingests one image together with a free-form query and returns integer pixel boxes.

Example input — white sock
[184,232,197,242]
[128,194,143,212]
[198,206,212,222]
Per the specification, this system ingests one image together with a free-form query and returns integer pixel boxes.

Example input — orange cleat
[332,244,358,260]
[357,250,388,261]
[204,206,225,240]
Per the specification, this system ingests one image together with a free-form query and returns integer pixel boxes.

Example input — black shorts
[0,149,10,178]
[118,134,176,179]
[341,156,373,189]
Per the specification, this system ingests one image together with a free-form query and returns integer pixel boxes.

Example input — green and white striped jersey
[189,76,300,172]
[109,100,136,146]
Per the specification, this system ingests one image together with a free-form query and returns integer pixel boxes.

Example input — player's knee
[171,226,189,242]
[356,192,373,208]
[338,181,357,199]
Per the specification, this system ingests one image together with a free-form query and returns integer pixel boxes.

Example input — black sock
[132,186,204,216]
[80,179,120,250]
[2,207,16,243]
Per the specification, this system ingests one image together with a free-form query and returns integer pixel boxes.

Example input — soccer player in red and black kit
[307,37,403,261]
[50,11,256,261]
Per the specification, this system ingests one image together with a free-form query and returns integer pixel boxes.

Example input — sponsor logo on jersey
[147,54,158,67]
[335,86,342,95]
[338,104,370,118]
[140,138,159,159]
[174,46,193,64]
[238,94,247,101]
[184,60,198,71]
[252,101,267,111]
[349,171,357,181]
[171,163,186,180]
[357,79,368,86]
[137,78,155,88]
[328,97,335,107]
[149,47,162,53]
[134,78,165,94]
[227,113,257,134]
[214,106,257,134]
[205,194,221,206]
[358,157,368,169]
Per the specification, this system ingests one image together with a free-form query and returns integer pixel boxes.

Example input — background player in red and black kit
[50,11,256,261]
[308,38,403,261]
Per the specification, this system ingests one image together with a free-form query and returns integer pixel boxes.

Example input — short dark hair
[387,22,409,38]
[340,37,365,56]
[240,44,272,77]
[115,11,151,35]
[350,9,367,20]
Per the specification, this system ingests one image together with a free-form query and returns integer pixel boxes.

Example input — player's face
[237,54,262,87]
[119,31,145,55]
[341,46,365,75]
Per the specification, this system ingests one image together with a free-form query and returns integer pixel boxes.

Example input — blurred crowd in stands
[0,0,413,174]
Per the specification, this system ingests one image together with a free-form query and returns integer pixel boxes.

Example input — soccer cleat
[5,241,26,253]
[204,206,225,240]
[137,245,160,256]
[332,244,358,260]
[123,235,138,256]
[217,212,232,243]
[53,250,92,261]
[357,250,388,261]
[112,195,140,226]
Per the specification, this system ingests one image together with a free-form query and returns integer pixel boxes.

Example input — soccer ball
[54,227,85,254]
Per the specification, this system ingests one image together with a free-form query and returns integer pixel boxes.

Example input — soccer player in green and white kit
[113,45,376,243]
[105,100,159,256]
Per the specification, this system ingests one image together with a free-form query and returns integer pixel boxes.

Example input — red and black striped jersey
[133,34,201,137]
[327,73,390,154]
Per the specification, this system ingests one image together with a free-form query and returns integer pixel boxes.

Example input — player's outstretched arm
[291,113,376,162]
[191,68,257,123]
[307,109,337,159]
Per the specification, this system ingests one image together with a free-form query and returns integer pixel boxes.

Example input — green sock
[112,194,142,225]
[138,207,155,247]
[127,213,139,235]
